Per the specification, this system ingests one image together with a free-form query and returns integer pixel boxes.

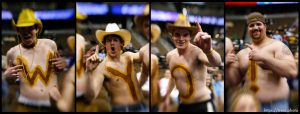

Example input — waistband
[18,95,51,107]
[261,98,288,105]
[112,102,146,111]
[180,99,213,106]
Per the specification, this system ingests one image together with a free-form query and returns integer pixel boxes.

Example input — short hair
[102,34,124,45]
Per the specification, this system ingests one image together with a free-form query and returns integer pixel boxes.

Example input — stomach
[176,80,211,104]
[19,78,58,106]
[245,70,290,102]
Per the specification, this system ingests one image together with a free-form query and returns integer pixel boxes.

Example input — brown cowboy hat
[95,23,131,47]
[166,14,198,36]
[12,8,43,33]
[133,4,150,30]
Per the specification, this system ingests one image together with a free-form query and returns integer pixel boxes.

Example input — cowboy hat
[12,8,43,33]
[166,14,197,36]
[95,23,131,47]
[151,24,161,43]
[76,10,87,21]
[67,35,75,53]
[133,4,150,30]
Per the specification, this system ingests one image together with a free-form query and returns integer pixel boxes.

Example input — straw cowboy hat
[166,14,198,36]
[95,23,131,47]
[134,4,149,30]
[76,10,87,21]
[67,35,75,53]
[12,8,43,33]
[151,24,161,43]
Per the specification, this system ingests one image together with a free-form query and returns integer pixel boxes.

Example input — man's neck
[21,39,38,49]
[252,36,269,47]
[107,54,121,62]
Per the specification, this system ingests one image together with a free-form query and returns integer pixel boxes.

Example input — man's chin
[22,42,35,49]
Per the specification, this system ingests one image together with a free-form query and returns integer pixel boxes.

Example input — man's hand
[246,44,265,61]
[4,60,23,82]
[50,52,67,71]
[86,45,102,72]
[193,21,212,53]
[225,49,237,65]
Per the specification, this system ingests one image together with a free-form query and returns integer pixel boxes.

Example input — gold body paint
[248,61,259,93]
[171,64,195,99]
[76,48,84,77]
[150,60,160,103]
[16,52,53,87]
[106,56,139,101]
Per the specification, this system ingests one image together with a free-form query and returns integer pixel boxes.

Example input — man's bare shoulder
[39,39,56,45]
[6,45,19,56]
[166,49,177,58]
[190,44,202,53]
[237,47,249,57]
[268,39,286,48]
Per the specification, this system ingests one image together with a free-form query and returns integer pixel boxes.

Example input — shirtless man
[85,23,148,112]
[3,8,65,112]
[227,12,297,112]
[162,14,222,112]
[134,14,161,112]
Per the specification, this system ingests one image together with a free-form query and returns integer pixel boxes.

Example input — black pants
[151,104,159,112]
[178,99,216,112]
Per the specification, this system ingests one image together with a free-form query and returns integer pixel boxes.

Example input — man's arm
[261,43,297,78]
[85,66,105,103]
[197,49,222,67]
[139,54,159,88]
[225,55,241,87]
[4,48,23,84]
[57,66,75,112]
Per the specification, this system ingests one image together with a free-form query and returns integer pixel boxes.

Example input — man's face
[142,20,150,40]
[104,35,123,58]
[248,21,266,42]
[17,26,37,48]
[172,29,191,50]
[214,73,222,81]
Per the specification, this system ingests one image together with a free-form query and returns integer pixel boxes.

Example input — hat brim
[12,19,43,33]
[134,16,148,30]
[166,23,198,36]
[96,29,131,47]
[151,24,161,43]
[76,11,87,20]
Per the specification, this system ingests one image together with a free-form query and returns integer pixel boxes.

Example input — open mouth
[177,41,185,46]
[252,30,261,35]
[23,35,32,40]
[111,47,115,52]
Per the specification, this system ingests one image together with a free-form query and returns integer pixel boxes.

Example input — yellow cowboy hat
[12,8,43,33]
[95,23,131,47]
[76,10,87,21]
[133,4,150,30]
[67,35,75,53]
[151,24,161,43]
[166,14,197,36]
